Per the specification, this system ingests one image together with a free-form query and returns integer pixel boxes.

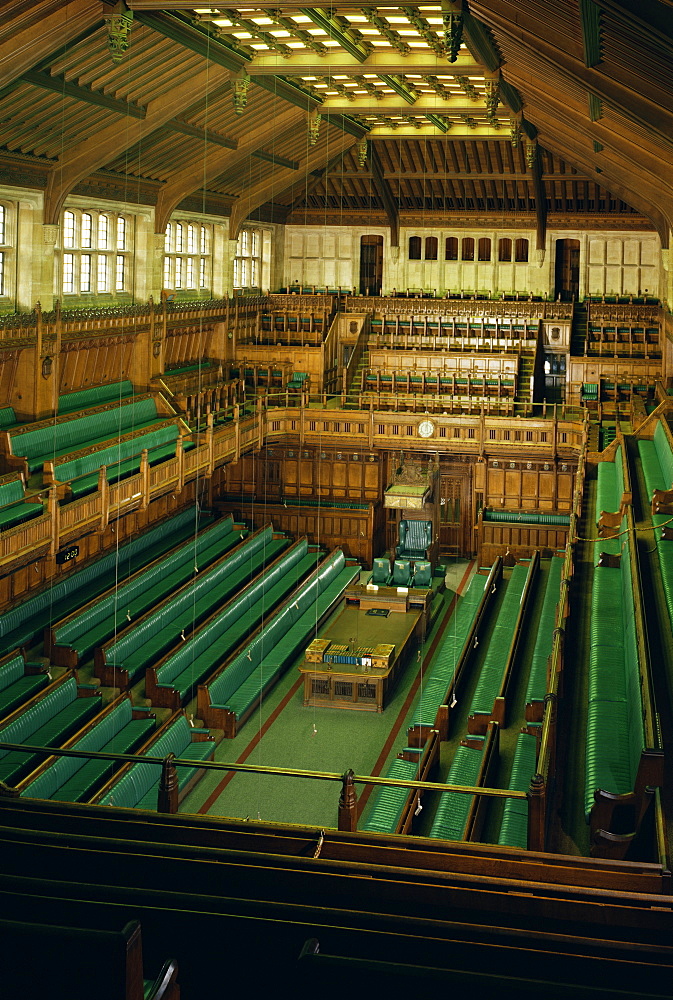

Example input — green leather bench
[483,510,570,526]
[0,652,49,719]
[0,507,203,658]
[0,475,44,532]
[150,538,316,706]
[429,742,485,841]
[639,428,673,648]
[584,543,644,820]
[201,550,359,734]
[0,675,102,785]
[596,446,623,516]
[67,436,194,499]
[96,712,214,809]
[468,563,528,721]
[21,697,155,802]
[498,732,538,849]
[52,515,239,666]
[411,572,488,730]
[525,556,564,717]
[11,396,169,473]
[360,757,421,834]
[103,527,284,688]
[58,380,134,414]
[0,405,17,428]
[55,423,181,487]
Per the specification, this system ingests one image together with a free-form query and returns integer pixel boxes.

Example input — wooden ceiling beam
[0,0,104,90]
[228,132,356,239]
[154,107,306,233]
[512,73,673,206]
[43,61,231,225]
[0,69,147,118]
[370,141,399,247]
[470,2,673,145]
[527,107,670,241]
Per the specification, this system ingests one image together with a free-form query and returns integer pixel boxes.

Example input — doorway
[359,235,383,295]
[554,239,580,301]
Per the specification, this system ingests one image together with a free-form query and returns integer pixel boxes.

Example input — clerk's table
[298,595,431,712]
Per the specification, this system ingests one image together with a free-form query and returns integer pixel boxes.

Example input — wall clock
[417,419,435,438]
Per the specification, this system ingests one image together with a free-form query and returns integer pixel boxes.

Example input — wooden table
[298,603,425,712]
[344,583,433,622]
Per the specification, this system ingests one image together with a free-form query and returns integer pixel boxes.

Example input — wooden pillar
[140,449,149,509]
[527,772,546,852]
[99,466,109,531]
[48,485,59,557]
[338,769,358,832]
[157,753,179,814]
[176,435,185,493]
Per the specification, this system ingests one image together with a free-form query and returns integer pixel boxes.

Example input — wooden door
[360,235,383,295]
[554,239,580,301]
[439,472,473,557]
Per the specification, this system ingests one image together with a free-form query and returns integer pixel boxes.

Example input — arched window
[515,238,529,262]
[462,237,475,261]
[61,208,131,295]
[478,237,491,261]
[233,227,270,290]
[425,236,438,260]
[165,219,213,291]
[408,236,421,260]
[0,203,10,297]
[498,238,512,262]
[445,237,458,261]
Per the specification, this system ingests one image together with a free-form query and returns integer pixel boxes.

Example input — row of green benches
[483,510,570,526]
[94,711,215,809]
[49,515,242,668]
[587,440,663,845]
[19,697,214,811]
[98,525,287,691]
[146,536,321,710]
[425,555,562,846]
[360,734,439,835]
[467,560,535,733]
[0,673,101,786]
[8,395,169,473]
[586,516,647,821]
[58,380,134,414]
[0,651,49,720]
[0,506,206,657]
[524,555,564,721]
[0,472,45,531]
[198,548,360,737]
[62,429,191,499]
[410,565,496,740]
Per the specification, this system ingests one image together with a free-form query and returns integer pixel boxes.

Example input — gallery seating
[0,673,102,786]
[19,694,156,802]
[49,516,241,668]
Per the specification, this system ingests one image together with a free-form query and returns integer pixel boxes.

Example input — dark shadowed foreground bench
[0,915,180,1000]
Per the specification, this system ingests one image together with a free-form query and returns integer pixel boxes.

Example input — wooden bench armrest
[145,958,181,1000]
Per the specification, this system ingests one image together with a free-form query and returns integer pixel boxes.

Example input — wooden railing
[0,395,584,576]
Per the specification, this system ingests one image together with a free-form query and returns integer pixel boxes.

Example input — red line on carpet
[199,559,475,818]
[198,675,304,813]
[356,559,475,816]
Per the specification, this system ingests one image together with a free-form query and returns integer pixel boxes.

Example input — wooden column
[527,772,546,852]
[338,769,358,832]
[157,753,179,814]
